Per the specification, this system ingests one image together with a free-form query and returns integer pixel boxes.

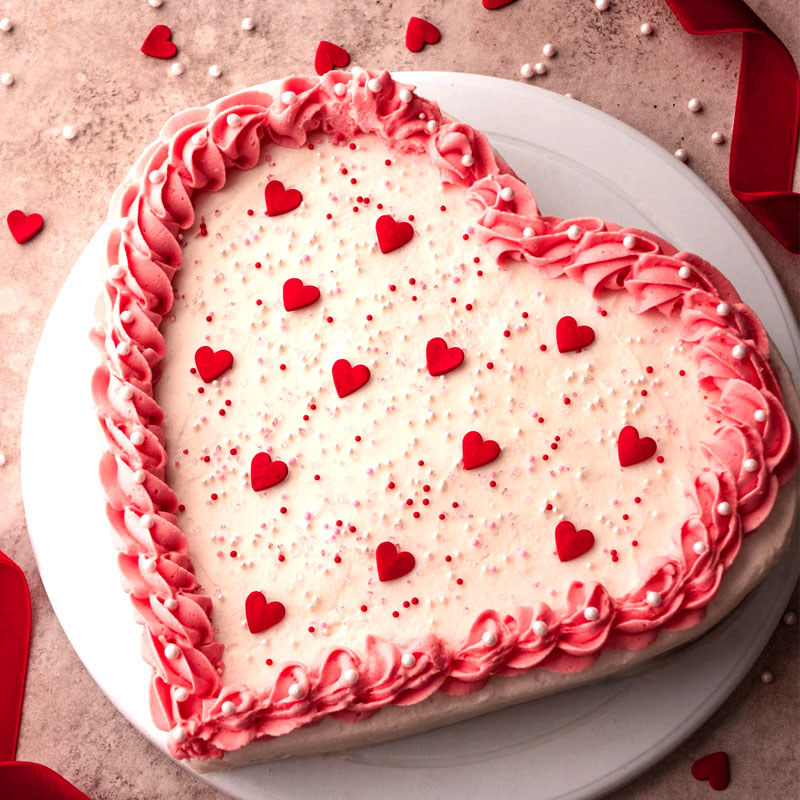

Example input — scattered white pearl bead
[148,170,164,184]
[120,386,134,401]
[367,78,383,93]
[426,119,439,133]
[674,148,688,162]
[167,62,184,77]
[717,501,732,516]
[640,22,653,35]
[133,469,147,483]
[520,63,534,79]
[693,541,708,555]
[784,611,797,625]
[533,620,549,637]
[754,409,767,422]
[688,97,703,113]
[343,668,359,685]
[646,591,662,607]
[584,606,600,621]
[140,556,157,573]
[0,452,7,467]
[678,266,692,279]
[567,224,583,241]
[171,726,187,743]
[482,631,498,647]
[241,17,255,31]
[711,131,726,145]
[461,154,475,168]
[140,513,155,529]
[622,235,636,249]
[61,124,78,140]
[130,429,145,445]
[716,302,731,316]
[399,88,413,102]
[226,113,242,127]
[333,82,346,97]
[164,598,178,611]
[534,62,547,76]
[523,227,534,237]
[400,653,416,668]
[500,187,515,201]
[542,43,557,58]
[172,686,189,702]
[208,64,222,78]
[116,341,131,355]
[221,700,236,715]
[149,0,163,7]
[595,0,610,10]
[109,265,126,280]
[287,683,304,699]
[1,72,14,87]
[760,670,774,684]
[732,344,747,360]
[0,18,12,32]
[164,644,181,660]
[743,458,758,472]
[281,91,297,104]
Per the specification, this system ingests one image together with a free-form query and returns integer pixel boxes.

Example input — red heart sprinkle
[482,0,517,8]
[406,17,441,52]
[462,431,501,470]
[426,337,464,376]
[556,316,595,353]
[691,752,730,791]
[617,425,657,467]
[250,452,288,491]
[314,40,350,75]
[265,180,303,216]
[375,214,414,254]
[194,346,233,382]
[245,591,286,634]
[555,520,595,562]
[141,24,177,59]
[376,541,416,582]
[6,210,44,244]
[283,278,321,311]
[332,358,370,398]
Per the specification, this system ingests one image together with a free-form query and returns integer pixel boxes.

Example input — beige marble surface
[0,1,798,798]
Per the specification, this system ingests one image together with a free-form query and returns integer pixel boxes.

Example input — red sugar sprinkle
[314,474,320,480]
[422,498,429,505]
[326,213,332,220]
[389,284,396,292]
[336,520,343,527]
[366,314,373,321]
[462,233,469,240]
[409,277,416,285]
[388,481,396,489]
[308,626,315,633]
[450,297,457,303]
[229,550,237,558]
[356,195,363,203]
[349,525,356,532]
[266,658,273,665]
[413,511,420,518]
[550,443,558,450]
[634,497,642,504]
[540,344,547,352]
[280,506,288,514]
[247,209,254,216]
[600,310,608,316]
[334,555,341,563]
[205,315,212,322]
[218,409,225,416]
[641,389,648,396]
[632,540,638,547]
[563,397,571,405]
[423,484,430,492]
[197,387,204,394]
[439,513,445,520]
[326,316,334,323]
[377,203,383,209]
[230,448,237,455]
[679,369,686,376]
[489,480,496,487]
[646,366,654,373]
[465,303,473,310]
[504,330,510,338]
[349,142,356,150]
[456,578,464,585]
[406,499,413,506]
[310,404,317,410]
[278,554,285,562]
[623,514,629,520]
[611,555,619,562]
[440,205,446,211]
[225,399,232,406]
[340,167,348,174]
[350,177,357,185]
[538,416,545,423]
[412,597,419,605]
[255,262,262,269]
[352,206,359,212]
[307,143,314,150]
[385,159,392,166]
[412,296,417,301]
[477,269,483,276]
[210,493,218,500]
[542,454,549,461]
[178,504,185,512]
[452,502,459,508]
[487,362,494,369]
[355,435,362,442]
[392,611,399,618]
[522,312,529,318]
[190,368,196,374]
[256,299,262,305]
[546,503,553,510]
[445,555,452,562]
[555,435,560,441]
[656,456,665,463]
[203,455,211,463]
[403,601,410,608]
[418,459,424,466]
[361,605,368,612]
[408,214,415,221]
[303,414,309,421]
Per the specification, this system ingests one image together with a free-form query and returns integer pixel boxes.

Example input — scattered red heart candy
[250,452,289,491]
[245,591,286,634]
[556,316,595,353]
[283,278,321,311]
[617,425,657,467]
[375,214,414,254]
[6,209,44,244]
[265,180,303,216]
[482,0,517,8]
[406,17,441,52]
[462,431,501,470]
[332,358,370,398]
[314,40,350,75]
[194,346,233,382]
[555,521,595,562]
[691,751,730,791]
[141,24,177,59]
[426,337,464,376]
[376,541,416,582]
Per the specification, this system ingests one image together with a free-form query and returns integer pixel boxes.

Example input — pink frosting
[91,68,797,760]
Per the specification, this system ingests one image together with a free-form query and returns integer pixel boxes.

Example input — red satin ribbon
[0,548,90,800]
[666,0,800,253]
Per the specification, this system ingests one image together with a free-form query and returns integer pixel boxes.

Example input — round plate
[21,72,800,800]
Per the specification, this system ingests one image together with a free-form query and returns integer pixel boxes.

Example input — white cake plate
[21,72,800,800]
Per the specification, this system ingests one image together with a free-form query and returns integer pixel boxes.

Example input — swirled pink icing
[91,68,797,760]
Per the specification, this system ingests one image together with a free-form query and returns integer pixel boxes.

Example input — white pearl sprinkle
[140,513,155,529]
[133,469,147,483]
[542,43,557,58]
[170,62,184,76]
[164,598,178,611]
[646,591,662,607]
[119,309,134,323]
[172,686,188,701]
[674,148,689,162]
[221,701,236,715]
[0,18,12,32]
[482,631,498,647]
[226,113,242,127]
[241,17,255,31]
[716,302,731,316]
[208,64,222,78]
[693,541,708,555]
[400,653,416,668]
[109,265,126,280]
[461,154,475,167]
[120,386,134,401]
[367,78,383,93]
[640,22,653,35]
[567,224,583,241]
[1,72,15,87]
[754,409,767,422]
[711,130,726,145]
[760,670,774,684]
[116,341,131,355]
[164,644,181,660]
[130,430,145,445]
[584,606,600,621]
[171,726,187,742]
[732,344,747,359]
[426,119,439,133]
[343,668,359,685]
[333,82,346,97]
[743,458,758,472]
[717,501,732,515]
[532,620,549,637]
[148,170,164,184]
[120,218,134,232]
[688,97,703,113]
[61,124,78,140]
[523,227,534,237]
[678,266,692,279]
[784,612,797,626]
[622,235,636,249]
[595,0,610,10]
[140,556,157,573]
[534,62,547,76]
[520,63,534,79]
[281,91,297,104]
[399,88,413,102]
[287,683,304,699]
[149,0,164,7]
[500,187,515,201]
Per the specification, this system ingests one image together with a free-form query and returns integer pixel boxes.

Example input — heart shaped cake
[91,69,799,769]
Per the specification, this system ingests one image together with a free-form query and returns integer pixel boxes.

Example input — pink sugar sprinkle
[488,521,497,529]
[549,588,557,596]
[257,357,264,364]
[453,276,461,283]
[200,416,207,423]
[519,549,529,558]
[417,314,423,321]
[301,255,310,263]
[472,538,480,546]
[304,511,311,520]
[216,551,224,558]
[260,522,267,529]
[244,238,251,245]
[489,565,497,573]
[335,286,342,294]
[612,499,619,506]
[353,500,360,507]
[366,467,373,475]
[529,455,536,462]
[222,377,230,386]
[289,457,297,466]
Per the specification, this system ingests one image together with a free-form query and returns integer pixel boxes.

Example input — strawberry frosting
[90,68,797,761]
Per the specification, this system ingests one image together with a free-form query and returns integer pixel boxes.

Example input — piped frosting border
[90,68,797,760]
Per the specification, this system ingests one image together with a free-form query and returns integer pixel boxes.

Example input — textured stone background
[0,1,797,798]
